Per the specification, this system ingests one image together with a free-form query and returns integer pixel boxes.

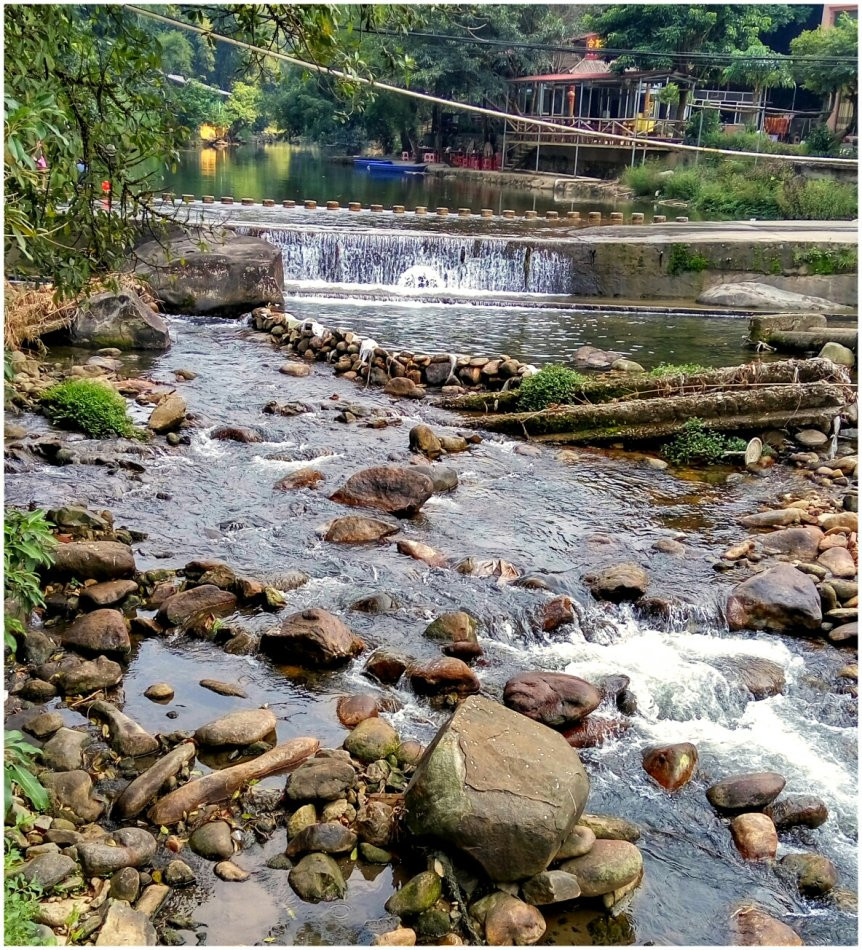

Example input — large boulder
[61,609,130,656]
[726,565,822,632]
[71,291,170,350]
[330,466,434,517]
[134,232,284,317]
[503,672,601,728]
[156,585,237,628]
[404,694,590,882]
[49,541,135,581]
[259,607,364,666]
[697,282,847,312]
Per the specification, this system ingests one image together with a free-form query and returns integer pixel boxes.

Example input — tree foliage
[791,14,858,133]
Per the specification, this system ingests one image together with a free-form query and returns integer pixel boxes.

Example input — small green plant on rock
[41,379,135,439]
[516,365,586,411]
[4,507,55,655]
[662,418,747,465]
[648,362,709,379]
[4,845,52,946]
[667,244,710,276]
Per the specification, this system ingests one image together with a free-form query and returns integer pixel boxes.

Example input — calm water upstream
[7,311,856,946]
[161,144,674,219]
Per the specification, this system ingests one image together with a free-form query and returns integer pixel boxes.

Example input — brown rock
[61,609,130,656]
[587,563,649,602]
[78,579,138,608]
[324,516,399,543]
[764,795,828,830]
[330,466,434,516]
[397,539,447,567]
[732,905,802,946]
[642,743,698,791]
[818,546,857,578]
[730,813,777,860]
[274,468,324,491]
[157,584,237,627]
[211,425,262,443]
[707,772,786,812]
[260,607,364,666]
[424,611,478,644]
[759,526,823,560]
[409,425,443,459]
[484,895,545,946]
[503,672,601,728]
[562,717,629,749]
[726,565,821,633]
[364,650,411,685]
[337,694,380,728]
[542,596,575,632]
[408,657,480,697]
[50,540,136,581]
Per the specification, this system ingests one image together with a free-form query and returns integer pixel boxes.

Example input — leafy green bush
[803,124,841,157]
[778,178,858,221]
[517,365,586,411]
[4,508,55,655]
[620,162,664,196]
[4,848,51,946]
[648,362,709,378]
[41,379,135,438]
[695,174,784,219]
[661,167,703,201]
[792,246,858,275]
[684,108,720,145]
[662,419,747,465]
[667,244,710,275]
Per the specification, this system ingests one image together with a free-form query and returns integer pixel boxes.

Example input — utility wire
[127,6,857,167]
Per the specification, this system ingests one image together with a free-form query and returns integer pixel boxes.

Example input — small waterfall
[259,227,575,294]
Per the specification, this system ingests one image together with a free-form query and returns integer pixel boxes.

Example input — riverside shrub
[41,378,135,438]
[517,365,586,411]
[663,419,746,465]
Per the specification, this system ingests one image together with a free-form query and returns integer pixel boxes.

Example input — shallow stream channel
[6,310,857,947]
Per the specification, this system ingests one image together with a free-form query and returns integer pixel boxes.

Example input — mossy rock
[384,871,443,917]
[344,718,400,763]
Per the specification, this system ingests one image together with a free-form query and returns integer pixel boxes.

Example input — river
[7,303,856,945]
[160,144,672,219]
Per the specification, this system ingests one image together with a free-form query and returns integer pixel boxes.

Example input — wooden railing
[506,116,686,146]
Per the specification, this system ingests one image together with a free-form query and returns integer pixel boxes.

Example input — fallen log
[148,736,319,826]
[441,359,850,414]
[463,382,849,444]
[762,329,857,353]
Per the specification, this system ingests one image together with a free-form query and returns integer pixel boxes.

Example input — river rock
[72,290,170,350]
[424,611,478,644]
[274,468,325,491]
[385,870,442,917]
[577,814,641,842]
[408,657,480,697]
[42,770,104,823]
[470,893,546,946]
[285,758,356,802]
[95,900,157,946]
[409,425,442,458]
[706,772,786,812]
[136,232,284,317]
[730,813,777,860]
[50,540,135,580]
[732,905,802,946]
[79,579,139,608]
[721,657,786,700]
[156,584,237,627]
[397,539,448,567]
[287,853,348,907]
[54,655,123,694]
[764,795,828,830]
[818,546,857,578]
[819,511,857,531]
[78,828,157,876]
[23,711,64,739]
[199,678,247,698]
[356,800,397,847]
[521,870,582,905]
[739,509,803,529]
[164,859,196,887]
[286,822,358,857]
[110,867,141,903]
[210,424,261,443]
[194,708,277,747]
[411,464,458,493]
[336,693,380,727]
[364,650,411,685]
[455,557,520,581]
[554,825,596,860]
[373,928,416,946]
[114,743,196,818]
[642,743,698,791]
[503,672,601,728]
[15,852,77,889]
[385,377,425,399]
[795,428,828,447]
[542,596,575,631]
[147,393,187,433]
[330,466,434,516]
[404,694,589,881]
[324,515,399,543]
[829,621,857,644]
[214,860,250,882]
[560,839,643,897]
[189,820,234,860]
[344,718,400,763]
[725,565,821,632]
[586,563,649,602]
[780,852,838,895]
[260,607,363,666]
[759,526,823,560]
[697,282,845,312]
[41,727,91,772]
[62,608,130,656]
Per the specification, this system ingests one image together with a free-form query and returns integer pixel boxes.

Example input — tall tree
[721,43,794,129]
[584,5,806,118]
[791,14,858,136]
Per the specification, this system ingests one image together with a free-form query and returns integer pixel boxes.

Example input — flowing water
[7,311,857,946]
[160,144,668,219]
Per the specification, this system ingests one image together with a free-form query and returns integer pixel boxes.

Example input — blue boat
[353,158,427,175]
